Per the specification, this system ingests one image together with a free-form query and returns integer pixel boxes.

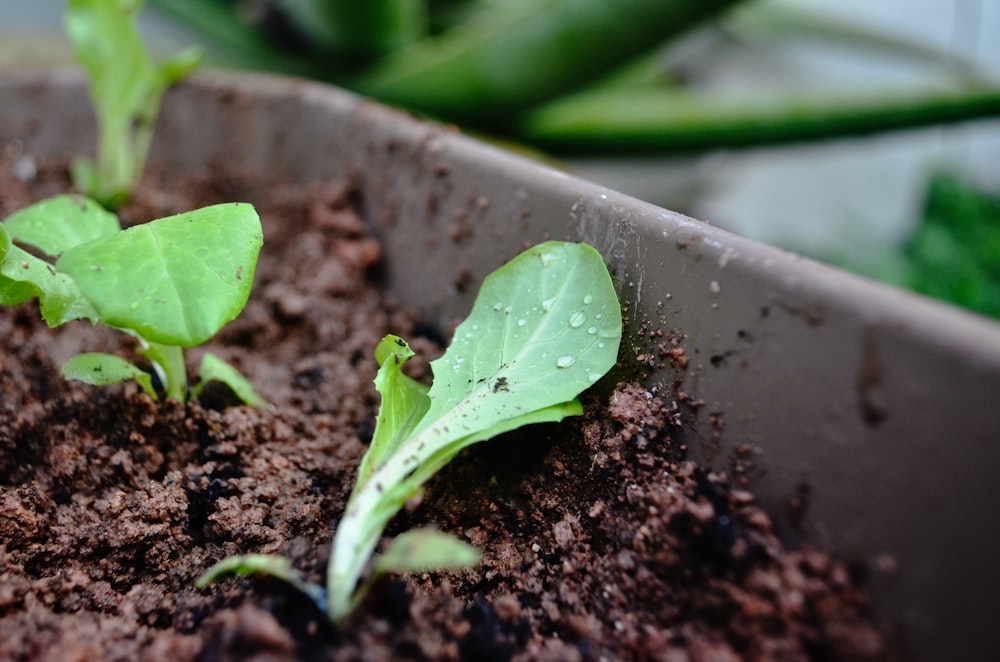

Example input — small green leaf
[0,224,98,326]
[160,45,204,82]
[196,554,327,614]
[3,194,120,256]
[63,352,157,399]
[56,203,262,346]
[374,528,481,577]
[194,352,267,408]
[356,335,430,491]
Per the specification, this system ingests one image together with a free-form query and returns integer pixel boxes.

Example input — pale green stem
[142,341,188,402]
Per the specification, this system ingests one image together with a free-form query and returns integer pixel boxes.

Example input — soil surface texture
[0,157,909,660]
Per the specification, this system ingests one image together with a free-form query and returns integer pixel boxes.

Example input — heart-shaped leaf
[56,203,262,346]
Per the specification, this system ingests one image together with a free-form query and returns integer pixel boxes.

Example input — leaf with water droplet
[326,241,621,622]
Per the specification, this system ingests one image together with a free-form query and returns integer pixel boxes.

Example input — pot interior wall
[3,70,1000,660]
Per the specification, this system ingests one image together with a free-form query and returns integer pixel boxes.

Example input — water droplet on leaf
[556,355,576,368]
[569,311,586,328]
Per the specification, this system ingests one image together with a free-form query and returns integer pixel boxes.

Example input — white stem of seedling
[142,340,188,402]
[327,440,426,621]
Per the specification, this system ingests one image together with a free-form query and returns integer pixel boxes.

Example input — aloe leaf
[418,242,621,429]
[357,0,745,120]
[3,195,120,256]
[0,224,98,326]
[277,0,428,61]
[327,241,621,621]
[519,84,1000,153]
[194,352,267,408]
[373,528,481,576]
[63,352,158,399]
[55,203,262,347]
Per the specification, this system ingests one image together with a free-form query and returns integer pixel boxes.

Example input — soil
[0,155,909,661]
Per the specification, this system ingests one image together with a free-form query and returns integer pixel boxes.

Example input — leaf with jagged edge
[327,241,621,621]
[0,223,98,326]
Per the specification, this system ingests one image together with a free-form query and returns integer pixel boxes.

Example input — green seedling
[65,0,202,209]
[1,194,264,405]
[197,241,622,622]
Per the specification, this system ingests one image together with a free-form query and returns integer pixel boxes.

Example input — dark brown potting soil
[0,157,908,660]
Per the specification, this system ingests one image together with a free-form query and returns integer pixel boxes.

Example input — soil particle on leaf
[0,160,908,660]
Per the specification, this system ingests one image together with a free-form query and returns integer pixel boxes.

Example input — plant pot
[2,69,999,660]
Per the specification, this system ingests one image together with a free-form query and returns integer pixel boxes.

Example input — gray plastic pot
[3,69,999,660]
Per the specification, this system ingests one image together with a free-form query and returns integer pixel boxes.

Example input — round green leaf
[3,194,120,256]
[63,352,157,399]
[374,528,481,576]
[56,203,262,346]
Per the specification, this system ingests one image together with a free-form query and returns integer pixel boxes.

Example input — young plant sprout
[65,0,202,209]
[0,194,264,406]
[197,240,622,622]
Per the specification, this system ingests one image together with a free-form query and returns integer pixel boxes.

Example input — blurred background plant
[2,0,999,319]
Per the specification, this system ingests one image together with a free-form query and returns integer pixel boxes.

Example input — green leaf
[327,241,621,621]
[65,0,202,207]
[55,203,262,346]
[355,335,431,491]
[374,528,481,576]
[63,352,158,399]
[194,352,267,408]
[3,194,121,256]
[417,241,621,433]
[159,45,204,83]
[0,224,99,326]
[195,554,327,614]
